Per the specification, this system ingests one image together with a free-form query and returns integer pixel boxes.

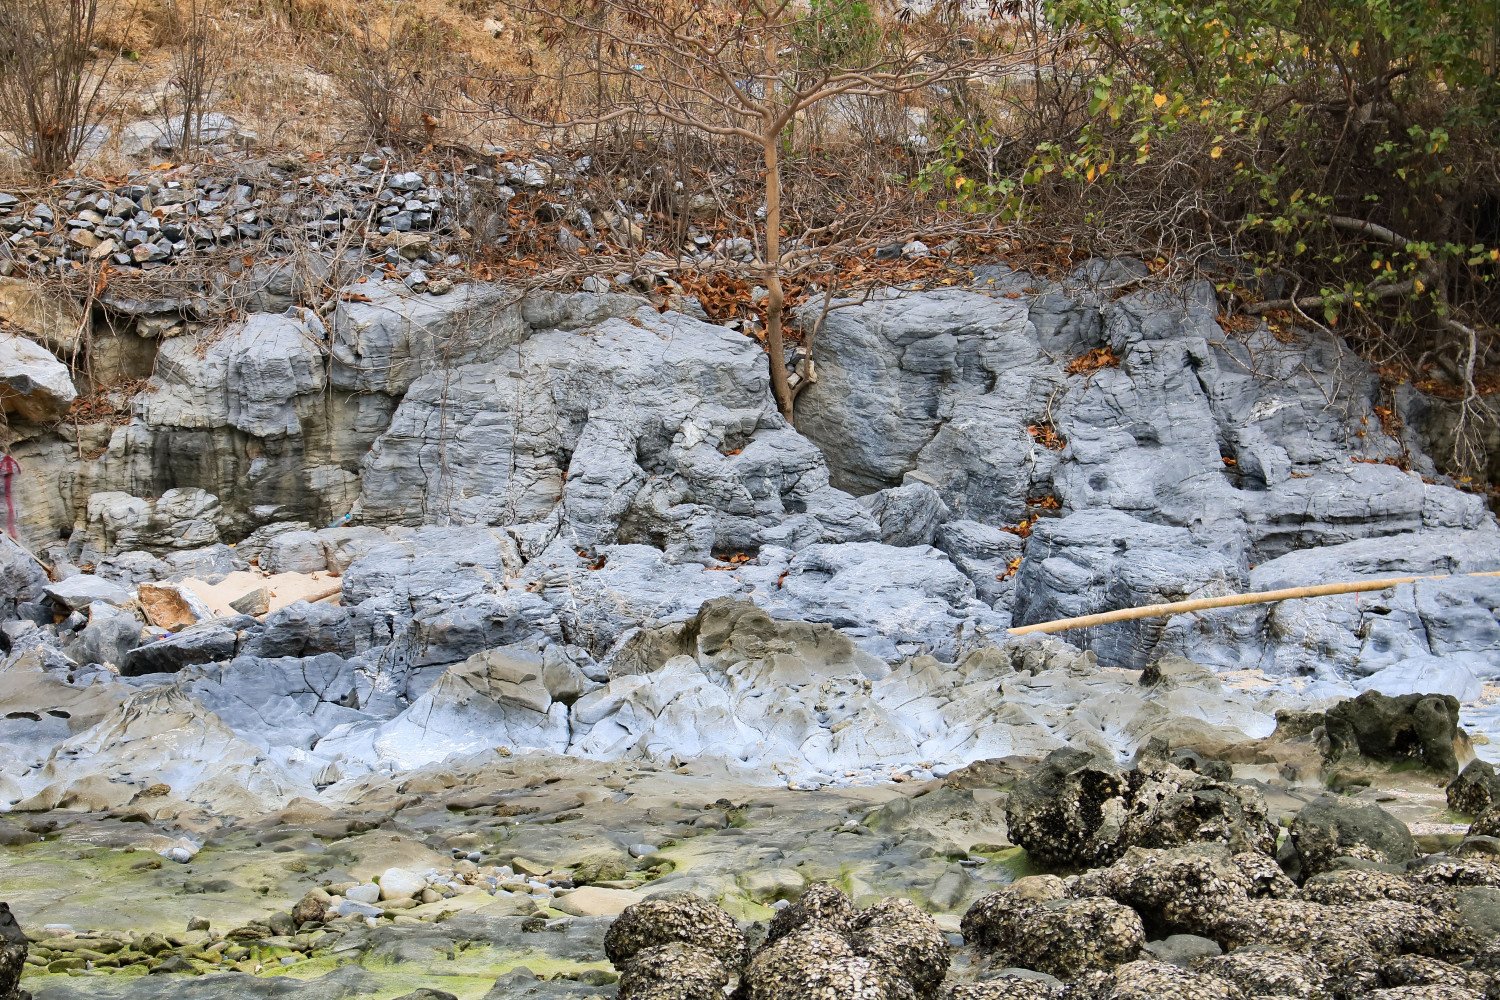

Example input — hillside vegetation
[1,0,1497,472]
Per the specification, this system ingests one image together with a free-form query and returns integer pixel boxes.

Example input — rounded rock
[1072,847,1254,938]
[766,881,857,944]
[617,942,730,1000]
[850,896,950,998]
[944,979,1061,999]
[1289,796,1416,878]
[746,927,911,1000]
[1448,761,1500,817]
[1470,807,1500,840]
[1068,959,1248,999]
[1199,948,1332,999]
[604,892,748,973]
[962,893,1144,978]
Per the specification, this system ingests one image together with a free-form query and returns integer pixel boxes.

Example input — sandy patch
[178,569,343,617]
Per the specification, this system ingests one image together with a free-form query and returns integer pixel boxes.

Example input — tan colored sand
[178,570,343,617]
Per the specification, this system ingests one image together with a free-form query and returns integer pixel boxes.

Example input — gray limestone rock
[0,537,48,623]
[121,618,251,676]
[358,308,876,558]
[1011,510,1239,669]
[932,519,1025,607]
[1161,529,1500,682]
[181,653,367,751]
[864,480,952,548]
[78,489,223,556]
[138,313,323,439]
[43,574,131,611]
[61,603,144,667]
[0,332,76,422]
[330,281,526,396]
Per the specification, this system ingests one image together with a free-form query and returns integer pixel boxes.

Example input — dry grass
[0,0,534,177]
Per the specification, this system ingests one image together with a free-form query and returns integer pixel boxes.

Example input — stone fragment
[228,588,270,617]
[554,886,646,918]
[0,333,75,422]
[137,582,214,631]
[44,575,131,611]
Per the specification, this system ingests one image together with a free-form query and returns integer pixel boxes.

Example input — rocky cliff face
[2,246,1498,818]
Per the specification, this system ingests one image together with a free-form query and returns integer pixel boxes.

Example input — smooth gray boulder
[61,603,143,667]
[312,644,577,770]
[0,332,76,422]
[44,575,132,611]
[1287,795,1416,878]
[121,619,251,676]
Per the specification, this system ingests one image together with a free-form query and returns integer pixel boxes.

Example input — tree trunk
[761,125,795,421]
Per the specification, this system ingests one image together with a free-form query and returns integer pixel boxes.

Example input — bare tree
[323,0,458,148]
[160,0,236,155]
[501,0,1046,420]
[0,0,116,177]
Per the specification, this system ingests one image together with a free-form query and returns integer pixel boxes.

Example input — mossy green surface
[0,836,318,937]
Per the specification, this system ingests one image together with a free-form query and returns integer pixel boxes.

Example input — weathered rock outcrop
[1003,749,1277,869]
[1323,690,1465,776]
[794,276,1498,679]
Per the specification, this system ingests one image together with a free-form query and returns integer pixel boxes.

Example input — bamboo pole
[1007,569,1500,637]
[2,534,54,579]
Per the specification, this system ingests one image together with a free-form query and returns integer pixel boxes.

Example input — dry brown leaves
[66,378,149,426]
[1064,346,1120,376]
[1217,311,1258,335]
[1027,423,1065,450]
[1002,515,1037,539]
